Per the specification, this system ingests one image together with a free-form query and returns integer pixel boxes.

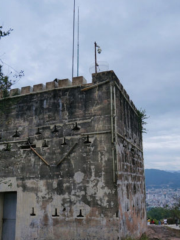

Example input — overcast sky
[1,0,180,171]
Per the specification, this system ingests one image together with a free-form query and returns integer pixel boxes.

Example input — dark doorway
[2,192,17,240]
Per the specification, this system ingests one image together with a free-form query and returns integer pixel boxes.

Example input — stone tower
[0,71,146,240]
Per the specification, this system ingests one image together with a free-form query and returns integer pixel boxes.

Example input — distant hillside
[145,169,180,189]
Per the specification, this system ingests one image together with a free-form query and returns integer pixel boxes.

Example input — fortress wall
[0,71,146,240]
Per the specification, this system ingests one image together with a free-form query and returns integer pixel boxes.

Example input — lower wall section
[18,219,120,240]
[0,178,146,240]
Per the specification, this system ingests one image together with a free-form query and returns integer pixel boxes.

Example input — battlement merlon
[0,71,138,114]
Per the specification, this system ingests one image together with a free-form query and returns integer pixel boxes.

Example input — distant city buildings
[146,188,180,208]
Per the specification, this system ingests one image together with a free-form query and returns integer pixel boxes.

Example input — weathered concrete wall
[0,71,146,239]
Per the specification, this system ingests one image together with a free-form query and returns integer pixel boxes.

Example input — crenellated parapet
[1,71,138,115]
[0,76,88,99]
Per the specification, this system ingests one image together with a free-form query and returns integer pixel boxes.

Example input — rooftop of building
[0,70,138,113]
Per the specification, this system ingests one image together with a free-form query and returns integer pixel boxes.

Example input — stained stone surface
[0,71,146,240]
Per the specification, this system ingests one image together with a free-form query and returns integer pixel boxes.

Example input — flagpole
[77,7,79,77]
[72,0,75,81]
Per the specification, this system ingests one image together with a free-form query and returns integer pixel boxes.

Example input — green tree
[0,65,13,97]
[0,64,24,98]
[147,207,172,220]
[0,26,24,98]
[170,198,180,219]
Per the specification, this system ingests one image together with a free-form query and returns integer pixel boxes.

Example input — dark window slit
[52,125,58,133]
[61,137,67,145]
[116,210,119,218]
[77,209,84,218]
[35,128,41,135]
[52,208,59,217]
[30,207,36,216]
[72,122,80,131]
[42,140,48,148]
[13,130,20,138]
[84,135,91,144]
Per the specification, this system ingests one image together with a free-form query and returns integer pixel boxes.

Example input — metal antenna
[72,0,75,81]
[77,7,79,77]
[94,42,102,73]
